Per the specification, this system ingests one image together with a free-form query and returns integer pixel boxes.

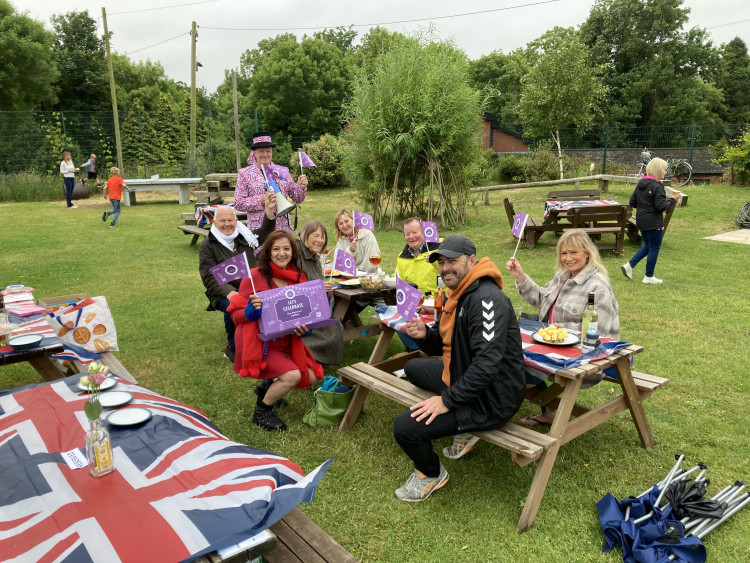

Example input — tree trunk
[553,129,564,180]
[428,159,435,222]
[389,157,404,230]
[435,162,446,228]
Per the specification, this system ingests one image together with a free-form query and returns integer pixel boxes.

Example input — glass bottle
[581,292,597,342]
[434,276,444,318]
[85,419,115,477]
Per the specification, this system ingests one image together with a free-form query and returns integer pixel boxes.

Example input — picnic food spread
[537,325,569,343]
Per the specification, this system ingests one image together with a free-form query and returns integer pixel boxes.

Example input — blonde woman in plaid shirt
[506,229,620,426]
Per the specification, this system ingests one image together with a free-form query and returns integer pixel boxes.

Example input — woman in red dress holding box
[228,231,323,431]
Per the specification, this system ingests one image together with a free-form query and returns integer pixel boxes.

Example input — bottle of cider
[434,276,444,318]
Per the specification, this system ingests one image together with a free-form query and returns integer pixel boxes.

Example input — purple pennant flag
[262,164,293,184]
[333,248,356,276]
[511,211,528,238]
[396,275,424,321]
[353,211,374,231]
[209,253,251,285]
[299,151,316,168]
[421,221,439,243]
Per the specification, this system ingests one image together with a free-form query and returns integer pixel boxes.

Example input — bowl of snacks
[382,276,397,288]
[360,276,383,291]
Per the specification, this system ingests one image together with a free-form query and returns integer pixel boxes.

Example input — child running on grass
[102,167,129,228]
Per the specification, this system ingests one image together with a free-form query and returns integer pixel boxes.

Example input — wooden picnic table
[331,284,397,343]
[0,334,65,383]
[337,319,668,532]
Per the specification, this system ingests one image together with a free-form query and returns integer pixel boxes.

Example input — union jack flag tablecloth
[519,319,631,376]
[0,376,332,562]
[374,305,434,334]
[543,199,620,220]
[195,205,245,228]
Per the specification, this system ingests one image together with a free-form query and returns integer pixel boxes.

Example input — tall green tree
[50,10,108,111]
[580,0,722,127]
[0,0,58,110]
[519,27,606,178]
[238,33,352,141]
[343,34,485,228]
[715,38,750,125]
[111,53,187,113]
[468,50,529,132]
[351,26,409,78]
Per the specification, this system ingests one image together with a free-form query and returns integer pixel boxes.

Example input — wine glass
[369,254,381,268]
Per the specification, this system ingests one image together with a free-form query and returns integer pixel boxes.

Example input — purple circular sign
[396,289,405,304]
[224,264,238,276]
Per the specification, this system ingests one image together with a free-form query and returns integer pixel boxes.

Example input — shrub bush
[0,173,62,202]
[288,134,347,189]
[496,155,526,183]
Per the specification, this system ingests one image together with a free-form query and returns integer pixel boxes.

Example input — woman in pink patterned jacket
[233,132,308,233]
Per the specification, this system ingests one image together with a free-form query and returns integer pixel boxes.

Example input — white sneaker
[69,204,78,209]
[642,276,663,284]
[621,263,633,280]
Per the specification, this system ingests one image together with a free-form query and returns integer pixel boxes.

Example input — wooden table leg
[615,356,656,448]
[517,376,582,533]
[331,299,351,323]
[338,385,370,431]
[368,327,395,365]
[28,355,67,382]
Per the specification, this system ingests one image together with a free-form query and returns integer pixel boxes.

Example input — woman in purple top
[234,132,308,233]
[621,158,680,284]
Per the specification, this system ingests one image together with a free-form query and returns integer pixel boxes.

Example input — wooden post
[233,71,241,172]
[102,8,123,172]
[190,21,197,176]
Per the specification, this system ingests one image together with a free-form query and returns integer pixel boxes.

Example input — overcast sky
[15,0,750,93]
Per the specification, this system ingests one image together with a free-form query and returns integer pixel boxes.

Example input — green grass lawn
[2,182,749,562]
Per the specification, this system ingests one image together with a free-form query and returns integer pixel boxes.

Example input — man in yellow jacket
[395,217,440,351]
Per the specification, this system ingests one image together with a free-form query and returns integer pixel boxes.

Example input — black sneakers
[253,379,288,408]
[252,404,287,431]
[102,211,107,222]
[223,346,235,363]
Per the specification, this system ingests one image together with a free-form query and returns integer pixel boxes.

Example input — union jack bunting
[0,376,332,562]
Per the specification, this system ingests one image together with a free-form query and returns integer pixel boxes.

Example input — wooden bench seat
[503,197,554,248]
[569,204,630,255]
[263,508,357,563]
[178,224,209,246]
[547,189,600,200]
[338,360,555,464]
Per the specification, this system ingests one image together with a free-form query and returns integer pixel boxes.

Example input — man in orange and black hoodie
[394,235,525,502]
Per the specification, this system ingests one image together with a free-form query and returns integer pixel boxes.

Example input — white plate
[421,299,435,313]
[98,391,133,408]
[106,407,152,426]
[338,278,360,286]
[531,331,580,347]
[77,376,117,392]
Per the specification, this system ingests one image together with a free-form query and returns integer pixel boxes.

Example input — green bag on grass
[302,376,355,428]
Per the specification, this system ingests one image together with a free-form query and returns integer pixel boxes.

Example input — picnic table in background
[330,281,397,344]
[337,317,668,532]
[543,199,621,220]
[0,316,65,384]
[0,375,331,562]
[122,177,202,206]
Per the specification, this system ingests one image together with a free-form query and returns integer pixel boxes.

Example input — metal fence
[0,110,315,180]
[0,110,742,179]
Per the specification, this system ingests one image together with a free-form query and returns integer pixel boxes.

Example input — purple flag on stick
[396,275,424,321]
[333,249,356,276]
[299,151,316,168]
[209,253,251,285]
[262,164,293,184]
[511,211,528,238]
[353,211,374,231]
[421,221,439,243]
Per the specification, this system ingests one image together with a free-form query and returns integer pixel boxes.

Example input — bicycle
[624,149,692,186]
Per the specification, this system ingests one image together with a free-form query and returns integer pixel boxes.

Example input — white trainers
[69,204,78,209]
[621,263,633,280]
[642,276,663,284]
[442,433,480,459]
[394,464,449,502]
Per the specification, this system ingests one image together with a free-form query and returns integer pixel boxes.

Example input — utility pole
[233,71,241,172]
[102,8,123,172]
[190,21,197,176]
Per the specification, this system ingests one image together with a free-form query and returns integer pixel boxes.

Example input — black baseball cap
[427,235,477,262]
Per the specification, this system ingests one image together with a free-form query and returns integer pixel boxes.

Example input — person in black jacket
[199,195,276,362]
[622,158,680,284]
[394,235,525,502]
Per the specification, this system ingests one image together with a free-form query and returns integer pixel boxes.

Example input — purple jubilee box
[256,279,337,341]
